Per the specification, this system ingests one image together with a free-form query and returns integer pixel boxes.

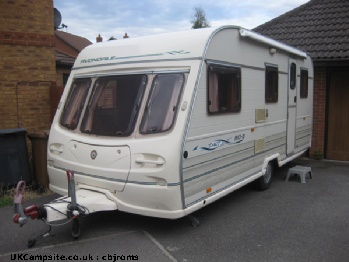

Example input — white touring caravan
[14,26,313,241]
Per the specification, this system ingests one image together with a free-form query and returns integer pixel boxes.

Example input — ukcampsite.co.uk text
[10,253,139,261]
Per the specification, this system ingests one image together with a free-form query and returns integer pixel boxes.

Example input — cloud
[54,0,309,42]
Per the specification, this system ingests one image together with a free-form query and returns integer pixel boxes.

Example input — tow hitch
[11,170,118,248]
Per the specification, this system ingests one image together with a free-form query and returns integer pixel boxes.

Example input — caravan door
[286,59,297,155]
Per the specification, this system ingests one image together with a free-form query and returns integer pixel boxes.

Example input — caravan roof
[73,25,308,70]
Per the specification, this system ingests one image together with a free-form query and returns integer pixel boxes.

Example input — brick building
[254,0,349,161]
[0,0,56,132]
[0,0,91,134]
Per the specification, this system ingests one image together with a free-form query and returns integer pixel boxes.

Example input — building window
[300,69,308,98]
[140,73,185,134]
[265,66,278,103]
[208,65,241,113]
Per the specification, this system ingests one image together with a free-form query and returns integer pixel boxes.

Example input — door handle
[135,158,164,166]
[294,96,297,103]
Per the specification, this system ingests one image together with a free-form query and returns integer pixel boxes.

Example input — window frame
[265,65,279,103]
[207,64,241,114]
[300,69,308,99]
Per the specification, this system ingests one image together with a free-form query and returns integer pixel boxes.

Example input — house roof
[253,0,349,61]
[56,50,75,66]
[55,30,92,53]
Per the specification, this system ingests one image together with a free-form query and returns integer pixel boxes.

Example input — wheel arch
[262,153,280,175]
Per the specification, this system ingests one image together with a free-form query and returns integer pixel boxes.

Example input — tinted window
[140,74,184,134]
[300,69,308,98]
[60,78,91,130]
[265,66,278,103]
[208,65,241,113]
[80,75,147,136]
[290,63,296,90]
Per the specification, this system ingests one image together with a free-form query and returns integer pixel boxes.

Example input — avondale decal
[80,50,190,64]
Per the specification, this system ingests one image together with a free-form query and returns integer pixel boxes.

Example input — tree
[191,7,210,29]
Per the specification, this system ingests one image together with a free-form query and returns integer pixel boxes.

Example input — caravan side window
[60,78,91,130]
[300,69,308,98]
[208,65,241,114]
[265,66,278,103]
[140,74,184,134]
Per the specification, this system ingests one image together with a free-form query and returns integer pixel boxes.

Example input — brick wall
[0,0,56,132]
[310,66,327,159]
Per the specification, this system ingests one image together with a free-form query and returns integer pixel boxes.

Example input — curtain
[162,76,183,130]
[62,80,89,128]
[81,81,106,132]
[208,71,219,112]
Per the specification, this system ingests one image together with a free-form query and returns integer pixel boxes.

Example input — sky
[53,0,310,43]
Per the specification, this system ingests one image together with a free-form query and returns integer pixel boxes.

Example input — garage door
[327,70,349,161]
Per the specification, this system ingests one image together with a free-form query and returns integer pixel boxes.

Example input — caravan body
[47,26,313,219]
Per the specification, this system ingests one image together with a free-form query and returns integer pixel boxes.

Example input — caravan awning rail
[239,28,307,59]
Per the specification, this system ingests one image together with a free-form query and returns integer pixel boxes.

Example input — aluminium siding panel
[183,142,254,199]
[295,125,312,150]
[183,131,286,203]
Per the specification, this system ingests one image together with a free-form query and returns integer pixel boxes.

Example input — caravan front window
[140,74,184,134]
[60,78,91,130]
[80,75,147,136]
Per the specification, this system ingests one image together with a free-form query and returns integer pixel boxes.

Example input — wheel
[188,215,200,228]
[254,161,273,190]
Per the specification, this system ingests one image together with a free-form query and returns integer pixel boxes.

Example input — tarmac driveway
[1,159,349,262]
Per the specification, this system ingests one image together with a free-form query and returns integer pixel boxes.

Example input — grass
[0,195,13,208]
[0,183,53,208]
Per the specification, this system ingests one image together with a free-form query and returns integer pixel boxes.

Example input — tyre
[254,161,273,190]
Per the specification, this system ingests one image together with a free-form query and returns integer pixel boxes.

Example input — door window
[300,69,308,98]
[290,63,296,90]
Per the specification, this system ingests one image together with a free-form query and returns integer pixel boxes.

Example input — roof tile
[253,0,349,60]
[55,30,92,52]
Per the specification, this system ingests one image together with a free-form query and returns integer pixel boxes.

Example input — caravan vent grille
[255,138,265,153]
[255,108,266,123]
